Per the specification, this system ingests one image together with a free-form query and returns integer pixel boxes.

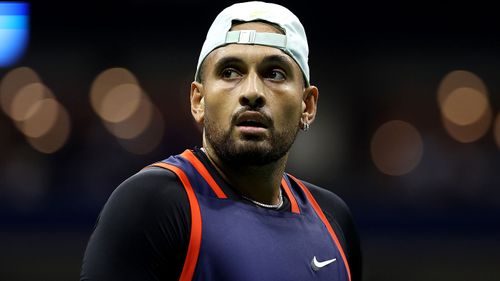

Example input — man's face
[196,22,309,166]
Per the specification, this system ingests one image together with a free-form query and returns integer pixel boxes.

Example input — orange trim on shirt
[180,150,228,199]
[148,162,202,281]
[288,174,352,281]
[281,177,300,214]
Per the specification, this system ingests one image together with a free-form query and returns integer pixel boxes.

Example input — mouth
[236,120,268,128]
[234,112,270,135]
[235,111,270,128]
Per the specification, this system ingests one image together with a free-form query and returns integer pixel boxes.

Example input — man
[81,1,362,280]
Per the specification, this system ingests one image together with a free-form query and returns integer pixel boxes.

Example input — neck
[201,142,287,206]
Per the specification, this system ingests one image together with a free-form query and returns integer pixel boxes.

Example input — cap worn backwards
[195,1,310,86]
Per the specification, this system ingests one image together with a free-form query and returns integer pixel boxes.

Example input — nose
[239,71,265,109]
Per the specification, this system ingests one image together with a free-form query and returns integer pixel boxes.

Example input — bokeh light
[9,82,53,121]
[371,120,423,176]
[0,2,30,67]
[437,70,491,143]
[99,83,142,123]
[90,67,139,118]
[442,87,488,126]
[26,101,71,154]
[0,66,70,153]
[437,70,487,109]
[117,105,165,155]
[89,67,165,154]
[442,106,492,143]
[103,95,153,139]
[19,98,59,138]
[0,66,41,116]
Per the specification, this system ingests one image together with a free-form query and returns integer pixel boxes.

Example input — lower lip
[236,126,268,134]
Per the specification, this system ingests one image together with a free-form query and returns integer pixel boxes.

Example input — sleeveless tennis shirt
[149,149,351,281]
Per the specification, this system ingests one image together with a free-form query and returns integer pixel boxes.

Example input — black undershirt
[80,148,362,281]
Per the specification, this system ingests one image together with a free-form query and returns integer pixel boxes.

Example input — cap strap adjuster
[238,30,256,43]
[225,30,286,48]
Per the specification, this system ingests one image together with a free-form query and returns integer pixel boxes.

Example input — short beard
[204,114,299,167]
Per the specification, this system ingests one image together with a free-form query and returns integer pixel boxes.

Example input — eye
[221,68,242,79]
[266,69,286,81]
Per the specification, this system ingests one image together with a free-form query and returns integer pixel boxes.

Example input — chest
[193,196,349,281]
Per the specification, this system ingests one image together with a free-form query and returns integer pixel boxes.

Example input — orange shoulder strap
[287,174,352,281]
[180,150,227,199]
[148,162,202,281]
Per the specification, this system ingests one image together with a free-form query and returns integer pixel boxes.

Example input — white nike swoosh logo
[311,256,337,271]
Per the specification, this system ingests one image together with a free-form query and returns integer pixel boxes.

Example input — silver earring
[302,120,310,131]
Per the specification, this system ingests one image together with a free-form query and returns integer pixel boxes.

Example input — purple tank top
[153,150,350,281]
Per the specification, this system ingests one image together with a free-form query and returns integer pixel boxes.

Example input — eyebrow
[212,54,296,74]
[213,56,244,73]
[261,54,294,67]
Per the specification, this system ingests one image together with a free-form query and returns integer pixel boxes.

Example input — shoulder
[299,181,356,243]
[112,166,183,199]
[300,180,352,220]
[98,166,189,228]
[108,167,185,206]
[81,166,190,280]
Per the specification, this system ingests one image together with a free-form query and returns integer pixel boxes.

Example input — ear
[190,81,205,124]
[301,85,319,125]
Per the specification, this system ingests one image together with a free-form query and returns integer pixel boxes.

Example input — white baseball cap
[195,1,310,86]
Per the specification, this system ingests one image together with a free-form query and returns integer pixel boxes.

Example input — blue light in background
[0,2,29,67]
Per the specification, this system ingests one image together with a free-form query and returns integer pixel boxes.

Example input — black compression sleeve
[80,167,190,281]
[305,182,363,281]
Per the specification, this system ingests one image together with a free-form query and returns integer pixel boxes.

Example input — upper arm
[80,167,190,281]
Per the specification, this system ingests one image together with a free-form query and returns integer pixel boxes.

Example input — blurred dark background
[1,0,499,280]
